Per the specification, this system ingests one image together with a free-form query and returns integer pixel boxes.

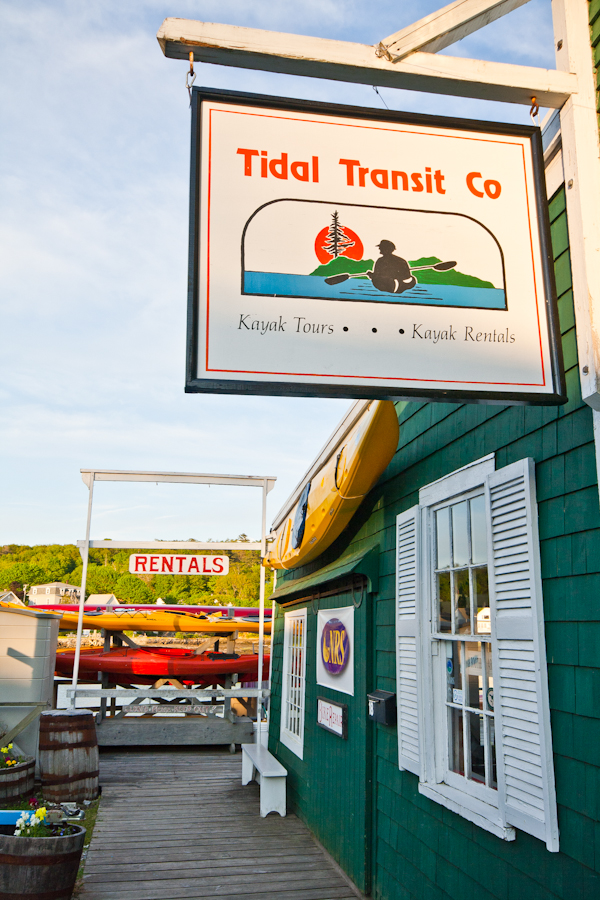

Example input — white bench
[241,743,287,817]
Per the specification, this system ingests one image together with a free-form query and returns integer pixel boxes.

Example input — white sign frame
[186,88,565,406]
[316,606,354,696]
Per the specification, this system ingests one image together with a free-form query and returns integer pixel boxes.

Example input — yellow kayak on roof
[0,600,271,634]
[264,400,399,571]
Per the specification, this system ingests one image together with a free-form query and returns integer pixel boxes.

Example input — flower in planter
[14,808,50,837]
[0,743,23,770]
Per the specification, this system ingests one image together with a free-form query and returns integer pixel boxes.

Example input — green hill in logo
[310,255,495,288]
[310,257,374,277]
[409,257,495,289]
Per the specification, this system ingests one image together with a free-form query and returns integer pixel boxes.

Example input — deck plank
[79,748,363,900]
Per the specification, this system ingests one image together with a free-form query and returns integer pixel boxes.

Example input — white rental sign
[128,554,229,575]
[187,89,564,405]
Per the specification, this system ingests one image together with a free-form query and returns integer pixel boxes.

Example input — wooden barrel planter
[39,710,99,802]
[0,824,85,900]
[0,758,35,805]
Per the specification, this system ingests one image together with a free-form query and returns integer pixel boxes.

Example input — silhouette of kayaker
[367,240,416,294]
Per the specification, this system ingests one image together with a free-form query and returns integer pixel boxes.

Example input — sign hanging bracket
[186,51,196,106]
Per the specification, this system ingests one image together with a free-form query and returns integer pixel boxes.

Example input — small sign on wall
[316,606,354,696]
[317,696,348,738]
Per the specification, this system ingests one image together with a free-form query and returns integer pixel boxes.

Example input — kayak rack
[70,468,277,747]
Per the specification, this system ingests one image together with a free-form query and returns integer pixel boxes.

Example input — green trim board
[270,543,380,602]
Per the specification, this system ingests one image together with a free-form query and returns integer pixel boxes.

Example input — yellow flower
[7,744,12,750]
[0,747,7,754]
[35,807,46,819]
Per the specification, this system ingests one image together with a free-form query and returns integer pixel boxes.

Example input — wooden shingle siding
[270,589,372,893]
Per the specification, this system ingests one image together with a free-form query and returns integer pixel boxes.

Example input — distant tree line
[0,540,273,607]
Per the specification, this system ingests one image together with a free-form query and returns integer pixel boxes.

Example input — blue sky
[0,0,555,544]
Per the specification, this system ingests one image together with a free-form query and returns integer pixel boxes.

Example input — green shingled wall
[269,586,373,891]
[270,184,600,900]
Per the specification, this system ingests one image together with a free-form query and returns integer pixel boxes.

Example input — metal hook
[530,96,540,124]
[375,42,395,62]
[186,52,197,107]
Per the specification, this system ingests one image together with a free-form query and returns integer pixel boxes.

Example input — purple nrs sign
[320,617,350,675]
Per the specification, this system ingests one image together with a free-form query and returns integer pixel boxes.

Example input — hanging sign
[186,88,564,405]
[316,606,354,696]
[128,554,229,575]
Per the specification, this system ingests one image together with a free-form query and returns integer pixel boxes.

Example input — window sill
[419,782,515,842]
[280,730,304,759]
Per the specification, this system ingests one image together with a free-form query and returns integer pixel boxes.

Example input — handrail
[66,688,269,699]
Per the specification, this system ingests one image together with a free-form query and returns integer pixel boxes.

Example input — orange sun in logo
[314,212,364,265]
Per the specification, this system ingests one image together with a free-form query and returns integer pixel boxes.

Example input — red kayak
[55,647,270,688]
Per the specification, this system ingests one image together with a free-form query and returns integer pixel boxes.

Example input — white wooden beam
[76,540,261,551]
[157,18,576,108]
[552,0,600,410]
[80,467,276,491]
[378,0,531,62]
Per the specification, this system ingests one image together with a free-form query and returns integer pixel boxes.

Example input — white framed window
[395,456,559,851]
[280,608,307,758]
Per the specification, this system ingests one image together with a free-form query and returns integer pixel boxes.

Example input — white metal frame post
[157,0,600,493]
[71,469,276,718]
[71,477,94,702]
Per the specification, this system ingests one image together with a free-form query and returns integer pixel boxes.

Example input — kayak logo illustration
[241,200,506,311]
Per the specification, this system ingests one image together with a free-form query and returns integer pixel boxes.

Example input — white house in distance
[0,591,24,606]
[84,593,118,608]
[28,582,81,605]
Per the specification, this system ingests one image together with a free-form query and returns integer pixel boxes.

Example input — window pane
[437,572,452,633]
[484,644,494,712]
[470,495,487,564]
[449,708,464,775]
[454,570,471,634]
[468,712,486,783]
[445,641,462,703]
[465,642,483,710]
[474,567,490,634]
[451,502,469,566]
[436,507,451,569]
[489,717,498,789]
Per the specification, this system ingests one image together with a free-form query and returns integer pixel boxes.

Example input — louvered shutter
[486,458,559,852]
[395,505,421,775]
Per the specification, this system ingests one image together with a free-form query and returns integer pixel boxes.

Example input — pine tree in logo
[322,211,356,258]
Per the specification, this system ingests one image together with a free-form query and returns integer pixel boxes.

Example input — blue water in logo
[243,272,507,310]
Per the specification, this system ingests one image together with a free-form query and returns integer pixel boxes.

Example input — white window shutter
[395,505,421,775]
[486,458,559,852]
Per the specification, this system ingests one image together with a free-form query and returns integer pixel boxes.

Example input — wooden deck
[79,747,364,900]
